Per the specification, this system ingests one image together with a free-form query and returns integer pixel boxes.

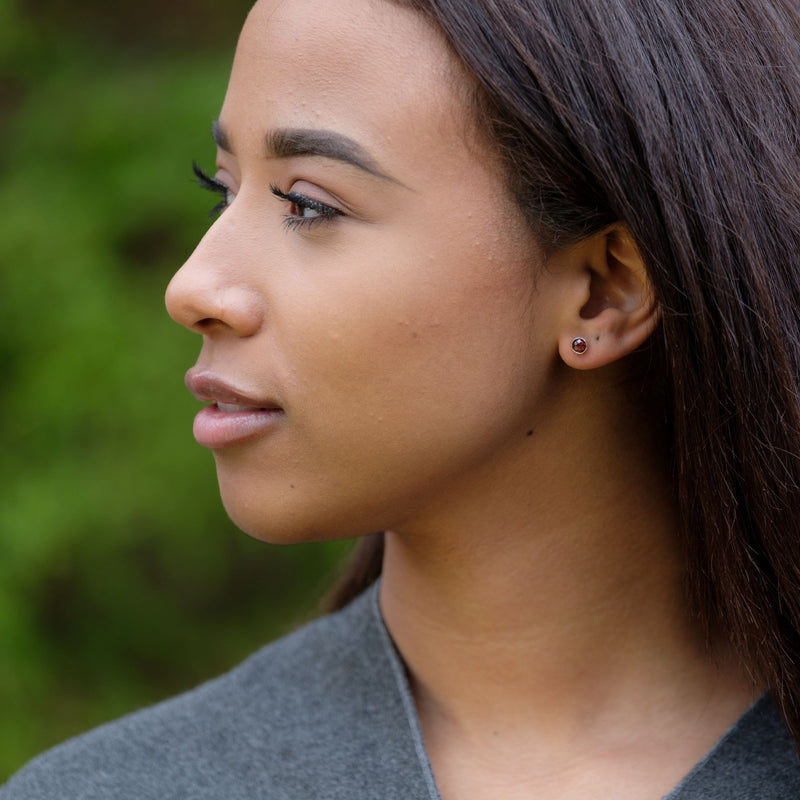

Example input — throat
[378,528,758,800]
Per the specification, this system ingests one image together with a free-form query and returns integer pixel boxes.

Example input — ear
[555,225,660,370]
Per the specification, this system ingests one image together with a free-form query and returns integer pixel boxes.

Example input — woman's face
[166,0,567,542]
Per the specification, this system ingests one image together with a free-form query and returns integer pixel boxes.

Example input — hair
[326,0,800,743]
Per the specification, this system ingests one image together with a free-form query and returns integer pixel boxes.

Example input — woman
[4,0,800,797]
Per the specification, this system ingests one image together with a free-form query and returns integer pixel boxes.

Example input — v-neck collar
[363,583,798,800]
[369,584,442,800]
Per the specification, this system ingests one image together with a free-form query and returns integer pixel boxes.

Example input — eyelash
[269,184,341,231]
[193,161,232,219]
[192,162,341,230]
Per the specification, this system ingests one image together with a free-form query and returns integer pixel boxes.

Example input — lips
[185,368,284,448]
[185,368,281,409]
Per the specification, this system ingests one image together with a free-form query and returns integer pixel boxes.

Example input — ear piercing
[571,337,588,355]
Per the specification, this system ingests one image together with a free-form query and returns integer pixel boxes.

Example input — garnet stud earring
[571,337,588,355]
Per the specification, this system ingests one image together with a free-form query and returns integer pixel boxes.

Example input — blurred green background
[0,0,353,778]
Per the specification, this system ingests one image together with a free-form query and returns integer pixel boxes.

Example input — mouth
[216,402,276,413]
[185,368,282,410]
[185,368,284,448]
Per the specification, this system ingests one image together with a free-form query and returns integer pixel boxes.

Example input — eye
[193,161,236,218]
[270,184,342,230]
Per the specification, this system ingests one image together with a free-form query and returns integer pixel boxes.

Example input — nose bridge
[165,218,263,338]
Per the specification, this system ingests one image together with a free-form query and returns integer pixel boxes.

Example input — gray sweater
[2,584,799,799]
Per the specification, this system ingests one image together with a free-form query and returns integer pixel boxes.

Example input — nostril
[195,318,218,333]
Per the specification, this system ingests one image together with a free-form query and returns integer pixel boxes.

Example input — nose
[165,225,263,338]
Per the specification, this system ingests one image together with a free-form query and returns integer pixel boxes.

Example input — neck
[378,374,755,752]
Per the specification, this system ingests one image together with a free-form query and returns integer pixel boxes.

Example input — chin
[220,494,318,545]
[216,477,361,546]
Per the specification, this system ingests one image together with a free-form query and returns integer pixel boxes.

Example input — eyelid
[270,184,340,213]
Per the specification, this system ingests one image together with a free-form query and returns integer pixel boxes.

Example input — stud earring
[571,337,588,355]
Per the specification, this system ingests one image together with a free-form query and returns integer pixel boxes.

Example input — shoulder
[0,586,423,800]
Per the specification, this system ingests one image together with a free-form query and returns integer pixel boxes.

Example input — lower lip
[193,404,284,449]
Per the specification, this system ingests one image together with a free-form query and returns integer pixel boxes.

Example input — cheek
[275,225,551,442]
[210,214,558,543]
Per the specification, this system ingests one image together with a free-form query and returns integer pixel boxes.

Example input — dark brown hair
[328,0,800,741]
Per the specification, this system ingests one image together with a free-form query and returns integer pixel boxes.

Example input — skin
[167,0,568,544]
[166,1,757,797]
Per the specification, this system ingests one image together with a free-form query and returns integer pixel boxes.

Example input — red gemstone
[572,338,587,354]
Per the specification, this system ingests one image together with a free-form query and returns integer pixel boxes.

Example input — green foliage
[0,12,352,779]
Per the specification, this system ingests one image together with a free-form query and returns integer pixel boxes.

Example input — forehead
[221,0,478,172]
[241,0,435,73]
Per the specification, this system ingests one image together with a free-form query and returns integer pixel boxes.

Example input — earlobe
[557,226,660,370]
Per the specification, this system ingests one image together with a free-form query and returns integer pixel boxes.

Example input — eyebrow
[212,120,397,184]
[211,120,232,153]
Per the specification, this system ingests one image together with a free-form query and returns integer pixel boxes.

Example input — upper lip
[185,368,282,410]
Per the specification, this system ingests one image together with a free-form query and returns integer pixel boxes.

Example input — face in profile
[165,0,568,543]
